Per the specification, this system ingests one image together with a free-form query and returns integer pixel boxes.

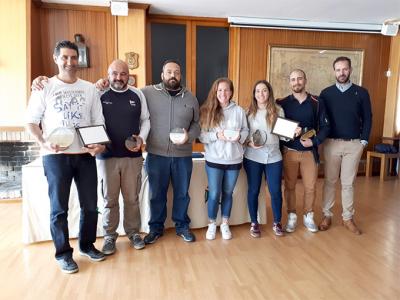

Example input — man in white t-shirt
[26,40,106,274]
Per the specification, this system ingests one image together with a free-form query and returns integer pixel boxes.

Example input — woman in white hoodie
[244,80,285,237]
[199,78,249,240]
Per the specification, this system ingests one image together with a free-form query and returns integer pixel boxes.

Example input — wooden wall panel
[383,34,400,137]
[0,0,28,126]
[117,8,147,88]
[235,28,391,149]
[38,7,116,83]
[31,2,43,83]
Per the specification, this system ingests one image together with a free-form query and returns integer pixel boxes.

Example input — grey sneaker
[79,246,106,262]
[102,238,116,255]
[130,234,145,250]
[56,257,79,274]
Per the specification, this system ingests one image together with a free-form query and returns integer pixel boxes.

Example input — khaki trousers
[283,148,318,214]
[322,139,364,220]
[97,156,143,239]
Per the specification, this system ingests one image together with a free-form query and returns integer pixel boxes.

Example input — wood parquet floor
[0,177,399,300]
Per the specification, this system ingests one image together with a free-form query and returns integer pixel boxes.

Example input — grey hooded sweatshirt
[141,83,200,157]
[199,101,249,165]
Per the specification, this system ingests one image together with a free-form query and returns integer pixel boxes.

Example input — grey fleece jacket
[141,83,200,157]
[199,101,249,165]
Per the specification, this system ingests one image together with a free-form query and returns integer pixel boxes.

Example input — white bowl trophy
[223,129,240,141]
[252,129,267,147]
[125,136,138,151]
[169,128,186,144]
[46,127,75,148]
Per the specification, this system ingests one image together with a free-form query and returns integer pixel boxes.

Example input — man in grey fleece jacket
[142,60,200,244]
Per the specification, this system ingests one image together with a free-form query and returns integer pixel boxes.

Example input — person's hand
[300,138,313,148]
[95,78,110,91]
[247,141,263,149]
[129,135,143,152]
[216,130,227,141]
[83,144,105,156]
[39,141,67,153]
[173,128,189,145]
[294,126,302,137]
[31,76,49,91]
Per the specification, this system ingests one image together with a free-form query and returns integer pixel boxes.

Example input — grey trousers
[97,157,143,239]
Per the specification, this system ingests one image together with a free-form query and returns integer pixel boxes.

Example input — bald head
[289,69,307,94]
[108,59,129,91]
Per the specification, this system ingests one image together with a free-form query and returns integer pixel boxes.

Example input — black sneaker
[129,234,145,250]
[102,238,116,255]
[79,246,106,262]
[144,231,163,244]
[56,257,79,274]
[178,229,196,242]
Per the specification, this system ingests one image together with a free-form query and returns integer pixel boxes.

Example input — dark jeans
[243,158,283,224]
[145,153,192,234]
[43,154,98,260]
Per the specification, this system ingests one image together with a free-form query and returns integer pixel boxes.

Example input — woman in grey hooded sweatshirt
[199,78,249,240]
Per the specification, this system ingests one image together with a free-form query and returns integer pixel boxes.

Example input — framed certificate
[271,117,299,140]
[76,125,111,146]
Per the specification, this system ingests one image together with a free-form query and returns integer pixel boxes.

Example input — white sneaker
[285,213,297,233]
[206,222,217,240]
[220,223,232,240]
[303,212,318,233]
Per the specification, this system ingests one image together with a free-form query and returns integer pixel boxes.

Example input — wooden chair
[365,151,400,181]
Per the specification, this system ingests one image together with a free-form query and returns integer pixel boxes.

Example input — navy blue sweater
[97,89,142,159]
[319,84,372,141]
[278,94,330,152]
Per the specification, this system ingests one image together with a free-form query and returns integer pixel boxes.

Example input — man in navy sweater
[318,56,372,235]
[278,69,329,234]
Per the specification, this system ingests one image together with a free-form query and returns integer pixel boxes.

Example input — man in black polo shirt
[97,59,150,254]
[278,69,329,234]
[318,56,372,235]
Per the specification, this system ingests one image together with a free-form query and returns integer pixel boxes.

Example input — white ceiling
[42,0,400,25]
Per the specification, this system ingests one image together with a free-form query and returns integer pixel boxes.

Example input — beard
[110,79,127,91]
[336,74,350,84]
[163,77,181,90]
[291,85,305,93]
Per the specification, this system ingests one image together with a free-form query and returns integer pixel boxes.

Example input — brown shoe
[318,216,332,231]
[342,219,361,235]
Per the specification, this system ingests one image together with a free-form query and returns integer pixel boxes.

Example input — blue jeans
[145,153,192,234]
[243,158,283,224]
[42,154,98,260]
[205,164,240,220]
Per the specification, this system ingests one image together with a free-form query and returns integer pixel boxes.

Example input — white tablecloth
[22,157,267,244]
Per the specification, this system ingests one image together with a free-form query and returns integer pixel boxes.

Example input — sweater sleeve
[359,88,372,142]
[90,85,105,126]
[136,88,150,143]
[186,95,201,143]
[199,128,218,144]
[313,97,330,147]
[238,108,249,144]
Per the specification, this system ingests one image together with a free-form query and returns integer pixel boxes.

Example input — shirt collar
[336,81,352,92]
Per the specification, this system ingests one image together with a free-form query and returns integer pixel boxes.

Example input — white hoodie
[199,101,249,165]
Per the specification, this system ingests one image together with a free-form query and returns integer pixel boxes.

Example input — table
[22,157,267,244]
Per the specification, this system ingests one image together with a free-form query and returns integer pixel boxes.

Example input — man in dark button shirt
[97,60,150,254]
[278,69,329,234]
[318,56,372,235]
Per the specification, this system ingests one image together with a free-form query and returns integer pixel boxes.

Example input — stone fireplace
[0,128,40,199]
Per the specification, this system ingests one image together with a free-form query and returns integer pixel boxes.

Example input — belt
[332,138,359,141]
